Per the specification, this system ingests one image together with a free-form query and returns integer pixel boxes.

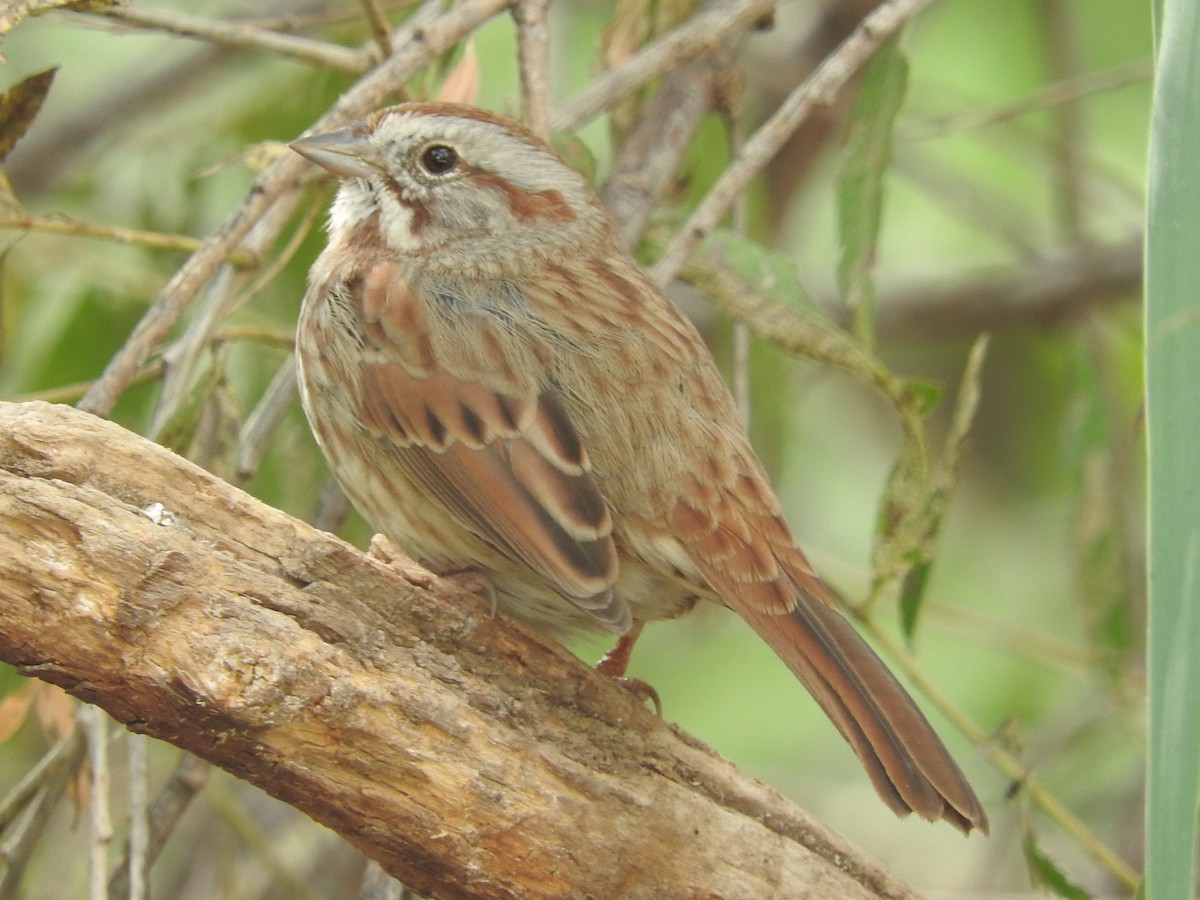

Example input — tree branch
[870,237,1143,339]
[0,401,915,900]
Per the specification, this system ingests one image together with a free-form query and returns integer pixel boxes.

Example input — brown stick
[0,401,915,900]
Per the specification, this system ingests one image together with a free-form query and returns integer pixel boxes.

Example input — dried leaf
[0,680,35,741]
[599,0,652,69]
[435,41,478,106]
[0,66,56,162]
[34,681,76,740]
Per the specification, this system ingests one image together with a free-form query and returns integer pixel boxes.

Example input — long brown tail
[739,593,988,834]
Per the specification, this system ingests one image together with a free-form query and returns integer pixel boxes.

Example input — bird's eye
[419,144,459,175]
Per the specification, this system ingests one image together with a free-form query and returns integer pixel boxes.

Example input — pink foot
[596,623,661,715]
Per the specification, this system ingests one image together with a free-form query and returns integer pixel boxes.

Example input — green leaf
[1145,1,1200,897]
[899,556,931,637]
[702,228,823,314]
[875,336,988,633]
[836,37,908,350]
[1023,833,1092,900]
[870,434,928,595]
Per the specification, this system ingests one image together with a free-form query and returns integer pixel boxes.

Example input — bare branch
[0,214,253,264]
[513,0,552,139]
[108,754,210,900]
[86,5,372,74]
[550,0,776,133]
[653,0,936,285]
[600,50,732,248]
[0,401,916,900]
[84,706,113,900]
[869,237,1142,339]
[360,0,396,60]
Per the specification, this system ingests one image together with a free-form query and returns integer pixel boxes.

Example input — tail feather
[739,594,988,835]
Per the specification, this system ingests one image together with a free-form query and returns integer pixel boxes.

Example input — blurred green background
[0,0,1154,896]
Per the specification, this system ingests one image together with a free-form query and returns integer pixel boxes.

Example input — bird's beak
[290,127,379,179]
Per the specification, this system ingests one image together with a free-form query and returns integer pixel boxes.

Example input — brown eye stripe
[466,168,576,225]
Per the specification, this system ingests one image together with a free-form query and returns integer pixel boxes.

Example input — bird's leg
[596,621,643,677]
[596,622,661,714]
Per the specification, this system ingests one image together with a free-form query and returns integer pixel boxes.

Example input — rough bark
[0,400,915,900]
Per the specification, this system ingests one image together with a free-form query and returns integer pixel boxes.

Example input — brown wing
[351,263,628,632]
[672,445,988,834]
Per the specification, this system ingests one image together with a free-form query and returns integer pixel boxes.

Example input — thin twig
[87,4,371,75]
[215,325,295,351]
[229,192,324,322]
[0,215,255,265]
[360,0,395,60]
[513,0,552,139]
[1043,0,1087,240]
[108,754,210,900]
[245,0,424,33]
[0,729,86,833]
[653,0,937,286]
[84,706,112,900]
[201,194,321,475]
[550,0,777,133]
[148,187,306,438]
[125,735,149,900]
[0,783,68,900]
[900,59,1153,141]
[598,50,727,246]
[3,362,165,405]
[235,355,298,480]
[716,64,752,424]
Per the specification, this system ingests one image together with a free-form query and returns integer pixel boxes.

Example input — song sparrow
[291,101,987,834]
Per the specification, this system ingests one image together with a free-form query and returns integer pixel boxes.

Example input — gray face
[302,108,601,270]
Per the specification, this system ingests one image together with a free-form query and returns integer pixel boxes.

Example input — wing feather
[354,282,628,630]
